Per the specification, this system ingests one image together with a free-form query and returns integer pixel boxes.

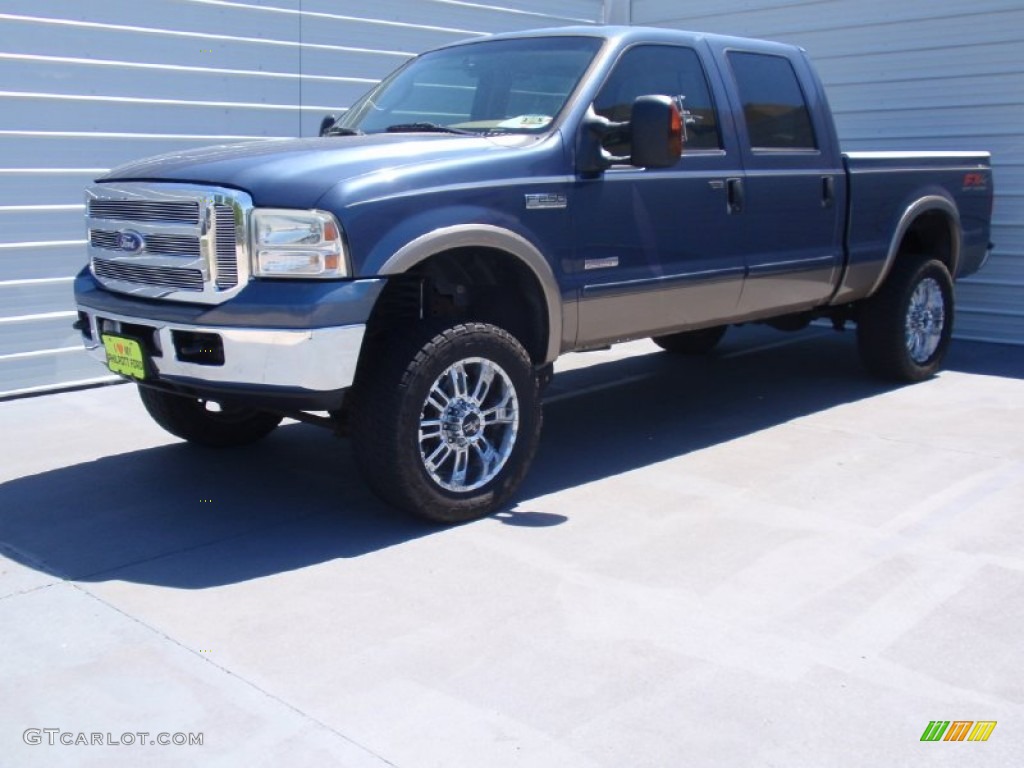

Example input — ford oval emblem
[117,230,144,253]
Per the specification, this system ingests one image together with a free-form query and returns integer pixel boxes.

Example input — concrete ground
[1,327,1022,767]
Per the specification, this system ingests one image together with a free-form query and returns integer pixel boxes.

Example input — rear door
[711,45,846,316]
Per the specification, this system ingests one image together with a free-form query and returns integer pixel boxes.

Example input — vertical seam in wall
[299,0,304,136]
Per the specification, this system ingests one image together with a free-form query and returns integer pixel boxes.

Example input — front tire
[857,258,954,381]
[138,386,282,447]
[350,322,542,524]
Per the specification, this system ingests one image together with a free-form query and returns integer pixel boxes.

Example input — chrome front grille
[86,183,251,304]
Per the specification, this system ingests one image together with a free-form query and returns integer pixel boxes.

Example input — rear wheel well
[848,207,957,334]
[362,247,549,365]
[896,209,956,274]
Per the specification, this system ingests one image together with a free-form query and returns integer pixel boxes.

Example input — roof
[435,24,801,56]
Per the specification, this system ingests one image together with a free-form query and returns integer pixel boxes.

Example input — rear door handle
[727,177,744,214]
[822,175,835,208]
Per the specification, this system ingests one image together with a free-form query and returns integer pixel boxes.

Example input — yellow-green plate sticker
[102,335,146,380]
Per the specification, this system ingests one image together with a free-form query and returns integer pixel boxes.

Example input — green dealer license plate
[102,334,147,380]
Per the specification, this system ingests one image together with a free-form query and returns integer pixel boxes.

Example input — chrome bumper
[81,309,365,392]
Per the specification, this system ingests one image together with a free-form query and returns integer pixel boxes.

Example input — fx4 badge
[963,172,989,191]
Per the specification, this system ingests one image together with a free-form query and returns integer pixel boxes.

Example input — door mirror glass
[630,95,684,168]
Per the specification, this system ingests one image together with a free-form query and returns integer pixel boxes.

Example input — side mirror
[576,95,684,175]
[630,95,684,169]
[319,115,339,137]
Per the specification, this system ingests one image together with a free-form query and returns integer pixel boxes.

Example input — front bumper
[74,270,385,410]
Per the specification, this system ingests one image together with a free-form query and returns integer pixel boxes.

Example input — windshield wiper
[384,122,475,136]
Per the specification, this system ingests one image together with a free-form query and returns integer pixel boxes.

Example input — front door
[572,43,747,347]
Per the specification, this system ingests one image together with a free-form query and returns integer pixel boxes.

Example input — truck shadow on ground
[1,329,1015,589]
[522,328,876,501]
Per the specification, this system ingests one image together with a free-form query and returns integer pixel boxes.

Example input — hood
[99,134,532,208]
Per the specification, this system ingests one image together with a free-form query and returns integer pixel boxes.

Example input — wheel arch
[868,195,961,297]
[376,225,562,364]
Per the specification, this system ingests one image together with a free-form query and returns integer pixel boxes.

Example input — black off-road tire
[138,385,283,447]
[857,257,954,382]
[349,322,542,524]
[652,325,727,355]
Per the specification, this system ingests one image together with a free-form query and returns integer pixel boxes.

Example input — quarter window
[728,52,817,150]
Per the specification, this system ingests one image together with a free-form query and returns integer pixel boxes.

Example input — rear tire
[138,386,282,447]
[652,325,727,355]
[857,257,954,381]
[349,322,541,524]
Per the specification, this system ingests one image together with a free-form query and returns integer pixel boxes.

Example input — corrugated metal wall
[632,0,1024,345]
[0,0,606,398]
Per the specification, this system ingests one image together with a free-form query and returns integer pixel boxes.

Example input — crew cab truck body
[73,27,993,522]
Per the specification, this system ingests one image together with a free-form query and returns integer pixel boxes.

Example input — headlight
[251,209,349,278]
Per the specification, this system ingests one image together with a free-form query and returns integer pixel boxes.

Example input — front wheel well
[362,247,550,365]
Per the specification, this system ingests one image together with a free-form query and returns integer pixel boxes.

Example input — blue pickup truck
[74,26,993,522]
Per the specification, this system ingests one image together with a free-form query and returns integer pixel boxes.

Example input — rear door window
[727,52,816,150]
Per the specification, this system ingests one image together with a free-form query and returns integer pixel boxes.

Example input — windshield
[334,36,603,136]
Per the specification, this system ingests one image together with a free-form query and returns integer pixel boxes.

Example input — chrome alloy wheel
[418,357,520,493]
[905,276,946,363]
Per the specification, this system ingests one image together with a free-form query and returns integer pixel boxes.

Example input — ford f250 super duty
[73,26,993,523]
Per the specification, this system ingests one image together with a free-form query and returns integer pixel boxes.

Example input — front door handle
[727,177,744,214]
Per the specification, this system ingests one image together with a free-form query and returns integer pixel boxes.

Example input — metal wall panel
[0,0,604,398]
[632,0,1024,345]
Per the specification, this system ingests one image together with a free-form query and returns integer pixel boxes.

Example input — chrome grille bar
[91,230,201,257]
[143,234,202,257]
[214,204,238,289]
[88,199,200,223]
[93,258,204,291]
[90,231,120,249]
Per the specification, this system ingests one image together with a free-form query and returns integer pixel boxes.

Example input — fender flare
[378,224,563,363]
[868,195,961,297]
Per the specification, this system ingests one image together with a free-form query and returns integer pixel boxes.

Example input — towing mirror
[630,95,683,169]
[577,95,684,175]
[319,115,339,137]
